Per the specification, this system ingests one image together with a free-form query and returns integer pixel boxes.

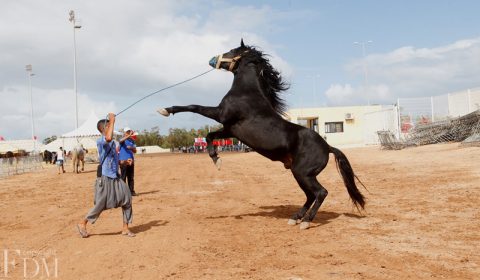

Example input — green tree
[135,127,166,147]
[164,128,195,149]
[43,135,57,145]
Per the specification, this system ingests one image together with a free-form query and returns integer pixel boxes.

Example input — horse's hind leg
[288,174,316,225]
[297,176,328,230]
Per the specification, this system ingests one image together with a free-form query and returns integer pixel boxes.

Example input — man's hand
[107,113,116,121]
[105,113,116,142]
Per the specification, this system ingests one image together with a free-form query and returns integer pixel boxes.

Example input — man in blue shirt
[76,113,134,238]
[119,127,137,196]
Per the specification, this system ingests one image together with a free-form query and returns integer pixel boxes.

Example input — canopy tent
[213,139,233,146]
[0,142,19,153]
[137,145,170,154]
[44,137,98,152]
[194,137,207,147]
[42,110,102,153]
[0,140,44,153]
[62,111,101,138]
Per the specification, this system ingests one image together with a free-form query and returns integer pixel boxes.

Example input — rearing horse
[158,40,365,229]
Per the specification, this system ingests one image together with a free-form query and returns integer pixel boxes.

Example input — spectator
[119,127,137,196]
[56,147,66,174]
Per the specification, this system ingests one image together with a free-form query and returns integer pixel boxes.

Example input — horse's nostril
[209,56,218,68]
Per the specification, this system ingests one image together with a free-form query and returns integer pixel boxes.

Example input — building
[286,105,395,147]
[285,87,480,147]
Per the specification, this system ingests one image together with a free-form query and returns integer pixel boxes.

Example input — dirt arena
[1,143,479,279]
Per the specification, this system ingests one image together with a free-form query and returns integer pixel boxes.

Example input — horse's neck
[233,65,263,90]
[232,68,271,105]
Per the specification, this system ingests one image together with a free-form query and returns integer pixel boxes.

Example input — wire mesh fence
[363,106,399,145]
[376,88,480,149]
[398,88,480,135]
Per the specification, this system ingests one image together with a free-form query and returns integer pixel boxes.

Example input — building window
[325,122,344,133]
[308,118,319,133]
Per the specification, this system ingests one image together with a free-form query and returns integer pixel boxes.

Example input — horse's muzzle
[209,56,218,68]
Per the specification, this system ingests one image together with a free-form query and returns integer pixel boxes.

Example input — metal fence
[363,105,399,145]
[397,88,480,137]
[0,155,43,177]
[363,87,480,145]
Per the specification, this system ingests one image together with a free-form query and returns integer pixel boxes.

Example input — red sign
[213,139,233,146]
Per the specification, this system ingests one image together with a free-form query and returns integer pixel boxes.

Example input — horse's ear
[240,38,245,47]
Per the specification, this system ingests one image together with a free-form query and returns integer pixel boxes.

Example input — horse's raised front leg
[206,128,232,170]
[158,105,221,122]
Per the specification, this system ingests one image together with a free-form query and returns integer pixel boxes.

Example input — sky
[1,0,480,140]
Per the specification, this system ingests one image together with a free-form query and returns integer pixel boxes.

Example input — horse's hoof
[215,158,222,170]
[157,108,170,117]
[299,222,310,230]
[287,219,299,226]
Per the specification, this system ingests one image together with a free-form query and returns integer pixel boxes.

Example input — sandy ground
[0,143,479,279]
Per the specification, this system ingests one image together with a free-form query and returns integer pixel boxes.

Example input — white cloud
[325,37,480,106]
[0,1,292,140]
[325,84,393,106]
[0,85,116,140]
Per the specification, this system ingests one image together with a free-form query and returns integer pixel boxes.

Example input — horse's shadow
[206,205,360,227]
[91,219,169,236]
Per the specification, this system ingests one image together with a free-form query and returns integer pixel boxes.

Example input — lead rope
[115,68,214,116]
[99,68,214,160]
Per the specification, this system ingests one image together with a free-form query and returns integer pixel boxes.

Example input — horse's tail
[329,146,366,210]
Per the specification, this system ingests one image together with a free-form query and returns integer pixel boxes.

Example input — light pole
[354,40,372,105]
[26,64,36,153]
[69,10,81,139]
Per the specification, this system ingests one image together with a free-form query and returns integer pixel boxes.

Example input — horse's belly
[232,122,293,160]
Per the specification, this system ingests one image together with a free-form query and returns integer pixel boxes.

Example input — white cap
[123,127,138,136]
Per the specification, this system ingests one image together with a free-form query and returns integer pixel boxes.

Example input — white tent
[62,111,101,138]
[43,111,101,152]
[0,142,19,153]
[137,145,170,154]
[0,140,44,153]
[44,137,98,152]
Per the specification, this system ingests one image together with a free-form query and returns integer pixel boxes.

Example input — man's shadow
[92,219,168,236]
[206,205,364,227]
[135,190,160,196]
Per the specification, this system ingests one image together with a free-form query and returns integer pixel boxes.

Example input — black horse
[158,40,365,229]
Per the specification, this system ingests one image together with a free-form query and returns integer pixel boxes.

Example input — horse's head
[209,39,248,72]
[209,39,289,115]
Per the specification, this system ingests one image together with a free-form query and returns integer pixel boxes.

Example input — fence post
[467,88,472,113]
[447,93,451,116]
[396,98,401,139]
[430,96,434,122]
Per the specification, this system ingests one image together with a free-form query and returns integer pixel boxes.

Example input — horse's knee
[318,188,328,199]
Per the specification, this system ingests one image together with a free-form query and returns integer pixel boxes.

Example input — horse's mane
[242,46,289,116]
